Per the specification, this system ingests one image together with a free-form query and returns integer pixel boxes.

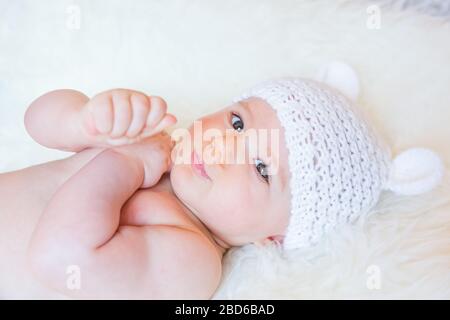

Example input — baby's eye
[230,112,244,132]
[255,159,269,184]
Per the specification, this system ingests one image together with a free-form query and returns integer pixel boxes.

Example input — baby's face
[170,97,290,247]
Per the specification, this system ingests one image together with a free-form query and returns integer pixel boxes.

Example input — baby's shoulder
[121,187,195,230]
[121,189,222,298]
[122,187,223,258]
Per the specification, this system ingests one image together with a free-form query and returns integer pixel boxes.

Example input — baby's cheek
[223,189,255,227]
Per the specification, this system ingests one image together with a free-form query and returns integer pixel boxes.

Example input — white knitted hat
[233,68,444,251]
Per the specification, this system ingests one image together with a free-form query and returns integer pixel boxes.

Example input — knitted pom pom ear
[315,61,360,102]
[386,148,444,195]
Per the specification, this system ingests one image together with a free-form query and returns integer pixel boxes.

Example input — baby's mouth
[191,150,211,180]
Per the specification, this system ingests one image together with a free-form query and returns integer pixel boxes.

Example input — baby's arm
[25,89,90,152]
[27,137,219,299]
[25,89,177,152]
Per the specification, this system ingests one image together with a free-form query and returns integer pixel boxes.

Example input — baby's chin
[169,165,202,215]
[169,166,186,200]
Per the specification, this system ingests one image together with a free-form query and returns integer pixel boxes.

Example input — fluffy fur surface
[1,0,449,298]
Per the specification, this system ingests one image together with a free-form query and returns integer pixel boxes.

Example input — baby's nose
[203,133,250,166]
[203,136,225,166]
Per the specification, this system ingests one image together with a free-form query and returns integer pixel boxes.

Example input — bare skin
[0,89,290,299]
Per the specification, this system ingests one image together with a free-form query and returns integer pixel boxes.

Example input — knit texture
[233,78,392,250]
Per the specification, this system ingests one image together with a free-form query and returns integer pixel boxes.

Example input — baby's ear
[252,236,283,247]
[263,235,284,246]
[314,61,361,102]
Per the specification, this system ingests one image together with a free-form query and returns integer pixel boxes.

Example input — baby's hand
[80,89,177,146]
[114,132,174,188]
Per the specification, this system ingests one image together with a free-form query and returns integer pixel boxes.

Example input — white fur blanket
[1,0,449,299]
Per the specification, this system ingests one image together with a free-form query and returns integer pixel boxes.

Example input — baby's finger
[142,114,177,137]
[105,136,134,146]
[127,94,150,138]
[146,96,167,129]
[110,93,132,138]
[90,97,114,134]
[80,106,100,136]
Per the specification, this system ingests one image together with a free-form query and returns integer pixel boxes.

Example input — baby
[0,64,444,299]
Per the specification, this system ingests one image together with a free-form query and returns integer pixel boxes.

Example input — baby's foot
[80,89,177,146]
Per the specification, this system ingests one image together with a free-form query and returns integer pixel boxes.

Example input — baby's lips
[166,138,177,172]
[166,149,175,172]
